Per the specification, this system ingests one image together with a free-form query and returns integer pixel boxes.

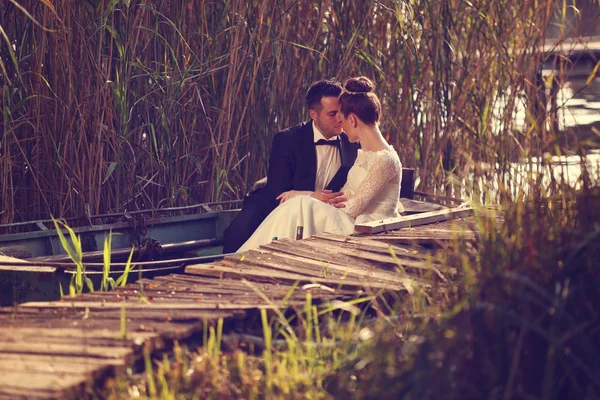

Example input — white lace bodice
[341,148,403,223]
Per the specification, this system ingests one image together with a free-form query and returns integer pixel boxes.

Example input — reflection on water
[460,151,600,202]
[505,75,600,195]
[513,75,600,131]
[472,73,600,200]
[556,77,600,130]
[509,150,600,194]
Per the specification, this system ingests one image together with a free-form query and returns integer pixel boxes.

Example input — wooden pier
[542,35,600,77]
[0,209,485,399]
[543,35,600,58]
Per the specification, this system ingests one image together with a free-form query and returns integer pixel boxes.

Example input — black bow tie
[315,139,340,147]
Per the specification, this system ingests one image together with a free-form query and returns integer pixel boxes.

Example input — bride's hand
[276,190,312,204]
[311,190,347,208]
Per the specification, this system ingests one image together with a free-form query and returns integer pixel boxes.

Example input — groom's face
[310,96,343,139]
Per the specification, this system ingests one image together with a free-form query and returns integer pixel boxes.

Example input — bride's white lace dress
[237,147,403,252]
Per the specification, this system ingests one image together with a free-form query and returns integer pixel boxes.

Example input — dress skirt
[237,195,355,252]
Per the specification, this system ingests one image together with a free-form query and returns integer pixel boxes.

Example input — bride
[237,76,403,252]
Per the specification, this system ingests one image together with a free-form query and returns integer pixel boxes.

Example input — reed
[326,178,600,399]
[1,0,593,223]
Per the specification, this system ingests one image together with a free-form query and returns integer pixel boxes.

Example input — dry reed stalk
[0,0,590,223]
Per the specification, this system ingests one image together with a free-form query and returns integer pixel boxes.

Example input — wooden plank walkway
[543,35,600,57]
[0,213,482,399]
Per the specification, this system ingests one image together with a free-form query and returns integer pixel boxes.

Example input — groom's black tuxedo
[222,121,360,253]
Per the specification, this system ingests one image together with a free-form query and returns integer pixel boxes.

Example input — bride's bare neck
[358,125,389,152]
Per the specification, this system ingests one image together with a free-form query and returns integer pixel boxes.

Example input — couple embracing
[223,76,404,254]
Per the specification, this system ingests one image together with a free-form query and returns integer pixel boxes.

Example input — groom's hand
[311,190,346,208]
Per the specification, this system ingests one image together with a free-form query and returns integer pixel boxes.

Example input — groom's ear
[309,109,318,121]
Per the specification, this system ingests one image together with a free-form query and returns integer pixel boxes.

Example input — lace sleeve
[343,152,400,219]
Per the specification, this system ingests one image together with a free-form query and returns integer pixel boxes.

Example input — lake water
[511,72,600,131]
[514,74,600,190]
[459,74,600,200]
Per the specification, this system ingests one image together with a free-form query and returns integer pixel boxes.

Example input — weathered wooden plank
[353,236,448,247]
[135,276,356,301]
[0,307,237,324]
[0,352,119,399]
[297,238,451,281]
[312,236,448,272]
[294,237,440,270]
[0,370,92,399]
[71,293,329,309]
[370,228,476,239]
[252,241,432,287]
[123,278,303,295]
[134,284,293,297]
[255,240,418,283]
[159,272,365,297]
[236,247,354,280]
[390,217,479,233]
[148,274,271,289]
[78,288,261,300]
[0,366,112,399]
[0,337,142,355]
[0,319,207,344]
[355,228,476,247]
[17,301,269,311]
[186,262,403,291]
[0,255,55,273]
[228,251,410,288]
[258,240,382,272]
[354,208,475,234]
[0,352,124,371]
[0,329,167,363]
[0,356,115,376]
[288,238,441,280]
[0,351,124,364]
[188,260,320,281]
[77,289,303,302]
[314,232,439,257]
[140,275,310,295]
[399,198,448,213]
[0,341,133,360]
[0,327,158,344]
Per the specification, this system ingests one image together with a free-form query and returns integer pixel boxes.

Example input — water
[509,150,600,194]
[458,75,600,200]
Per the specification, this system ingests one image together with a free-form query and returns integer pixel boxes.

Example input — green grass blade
[102,232,112,291]
[115,246,135,287]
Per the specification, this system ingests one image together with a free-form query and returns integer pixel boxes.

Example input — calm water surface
[459,75,600,200]
[510,74,600,192]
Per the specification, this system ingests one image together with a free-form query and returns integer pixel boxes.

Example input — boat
[0,202,241,261]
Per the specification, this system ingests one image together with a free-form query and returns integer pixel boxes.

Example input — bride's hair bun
[339,76,381,125]
[344,76,375,94]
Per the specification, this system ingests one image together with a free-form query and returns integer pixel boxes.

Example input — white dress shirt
[313,122,341,191]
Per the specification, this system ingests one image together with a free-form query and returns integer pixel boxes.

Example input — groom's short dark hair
[306,79,343,111]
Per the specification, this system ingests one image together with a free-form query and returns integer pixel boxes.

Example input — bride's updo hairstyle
[339,76,381,125]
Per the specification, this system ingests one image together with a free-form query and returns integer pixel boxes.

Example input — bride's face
[340,113,359,142]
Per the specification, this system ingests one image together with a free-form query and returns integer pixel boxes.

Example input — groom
[222,79,361,253]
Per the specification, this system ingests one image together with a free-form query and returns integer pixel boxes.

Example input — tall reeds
[0,0,593,222]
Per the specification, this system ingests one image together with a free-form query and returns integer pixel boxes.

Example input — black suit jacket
[251,121,360,214]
